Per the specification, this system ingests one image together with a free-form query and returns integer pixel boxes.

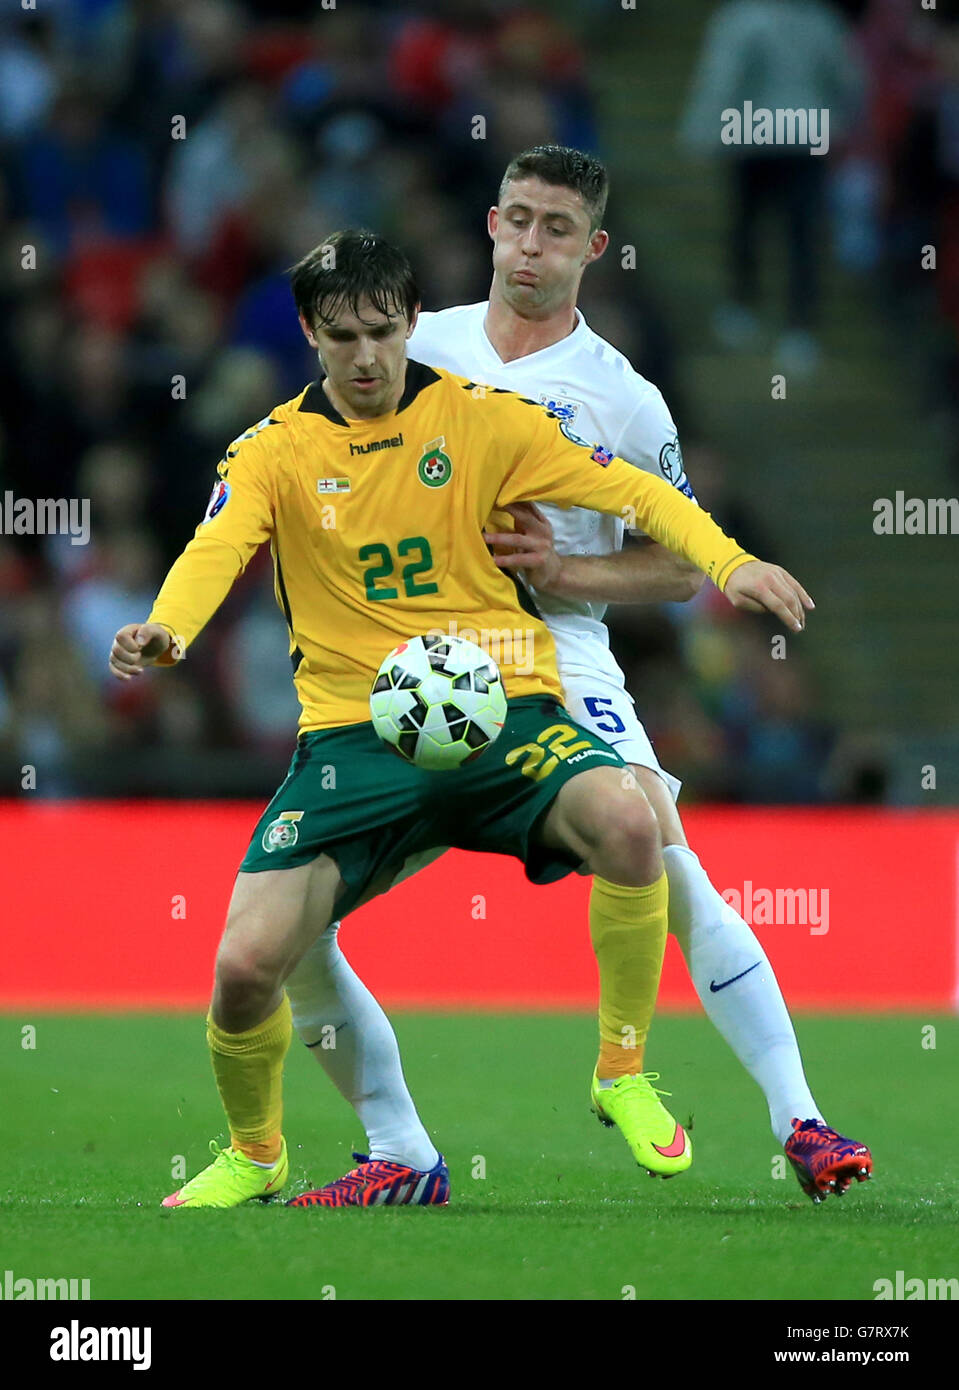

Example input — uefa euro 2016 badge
[417,437,452,488]
[201,479,231,523]
[262,810,304,853]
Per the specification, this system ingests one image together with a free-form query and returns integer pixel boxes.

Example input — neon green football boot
[162,1138,289,1208]
[590,1071,692,1178]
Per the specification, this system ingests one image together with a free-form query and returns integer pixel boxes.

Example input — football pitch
[4,1012,956,1302]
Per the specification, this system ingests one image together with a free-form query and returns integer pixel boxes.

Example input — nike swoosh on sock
[709,961,763,993]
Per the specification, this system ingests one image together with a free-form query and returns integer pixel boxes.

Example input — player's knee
[215,936,282,1006]
[605,793,661,868]
[581,785,659,862]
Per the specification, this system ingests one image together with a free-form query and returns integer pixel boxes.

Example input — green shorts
[239,695,625,917]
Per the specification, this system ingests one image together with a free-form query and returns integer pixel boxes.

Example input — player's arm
[109,621,177,680]
[487,385,704,604]
[108,431,276,679]
[108,540,246,679]
[486,502,703,603]
[493,403,813,632]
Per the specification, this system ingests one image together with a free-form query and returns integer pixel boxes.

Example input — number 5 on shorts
[583,696,626,735]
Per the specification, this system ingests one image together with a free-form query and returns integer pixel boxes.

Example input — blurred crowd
[0,0,950,801]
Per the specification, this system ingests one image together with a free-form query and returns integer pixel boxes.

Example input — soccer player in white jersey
[286,146,872,1206]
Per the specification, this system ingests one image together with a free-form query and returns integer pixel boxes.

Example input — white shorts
[559,663,681,802]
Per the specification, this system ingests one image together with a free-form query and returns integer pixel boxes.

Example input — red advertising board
[1,801,955,1010]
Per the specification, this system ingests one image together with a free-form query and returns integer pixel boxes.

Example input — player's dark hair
[498,145,609,232]
[289,229,420,329]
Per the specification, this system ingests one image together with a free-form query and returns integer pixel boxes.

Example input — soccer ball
[370,634,507,770]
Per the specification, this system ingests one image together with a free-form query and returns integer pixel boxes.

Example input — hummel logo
[350,433,403,456]
[709,961,763,993]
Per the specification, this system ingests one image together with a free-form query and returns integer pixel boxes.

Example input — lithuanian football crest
[262,810,304,853]
[417,437,452,488]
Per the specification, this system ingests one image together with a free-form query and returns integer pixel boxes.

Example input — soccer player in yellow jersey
[285,150,871,1209]
[110,230,811,1210]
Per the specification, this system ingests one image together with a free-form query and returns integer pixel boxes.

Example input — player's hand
[483,502,563,591]
[723,560,814,632]
[109,622,173,680]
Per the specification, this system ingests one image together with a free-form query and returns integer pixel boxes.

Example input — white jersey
[408,301,695,668]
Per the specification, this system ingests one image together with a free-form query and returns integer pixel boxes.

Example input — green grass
[3,1013,956,1301]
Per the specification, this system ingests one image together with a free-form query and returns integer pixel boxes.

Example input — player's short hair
[498,146,609,232]
[289,229,420,329]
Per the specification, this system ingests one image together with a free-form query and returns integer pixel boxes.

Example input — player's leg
[209,853,343,1134]
[539,760,667,1077]
[557,672,862,1196]
[540,762,668,1070]
[284,855,451,1209]
[562,671,871,1195]
[629,763,821,1138]
[165,852,342,1208]
[638,766,871,1197]
[247,724,453,1209]
[167,721,450,1209]
[536,684,683,1170]
[285,922,440,1172]
[285,848,445,1173]
[536,763,689,1174]
[564,672,825,1126]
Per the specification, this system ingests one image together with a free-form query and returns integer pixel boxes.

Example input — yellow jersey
[148,362,753,731]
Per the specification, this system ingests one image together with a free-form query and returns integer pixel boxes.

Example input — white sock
[285,923,440,1171]
[663,844,824,1144]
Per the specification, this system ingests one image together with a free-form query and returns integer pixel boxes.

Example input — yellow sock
[207,995,292,1164]
[590,873,668,1079]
